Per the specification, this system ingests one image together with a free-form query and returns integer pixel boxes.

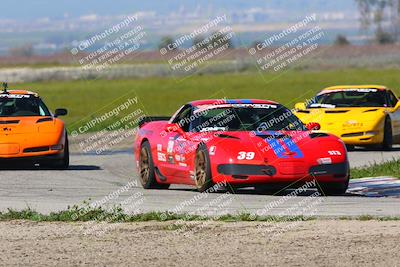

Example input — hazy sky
[2,0,356,20]
[2,0,155,19]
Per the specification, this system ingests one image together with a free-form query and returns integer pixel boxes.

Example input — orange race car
[0,83,69,169]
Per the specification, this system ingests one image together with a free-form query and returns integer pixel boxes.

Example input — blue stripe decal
[226,100,238,104]
[240,99,253,104]
[264,138,288,158]
[281,137,304,158]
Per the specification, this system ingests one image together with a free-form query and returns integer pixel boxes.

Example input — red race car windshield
[191,105,306,132]
[0,95,51,117]
[308,89,388,108]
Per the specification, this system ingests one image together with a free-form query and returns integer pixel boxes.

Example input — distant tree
[158,36,176,51]
[355,0,400,43]
[9,44,34,57]
[334,34,351,45]
[375,28,395,44]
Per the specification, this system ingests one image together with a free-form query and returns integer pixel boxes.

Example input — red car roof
[190,99,278,107]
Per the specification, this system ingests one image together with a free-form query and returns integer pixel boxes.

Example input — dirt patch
[0,220,399,266]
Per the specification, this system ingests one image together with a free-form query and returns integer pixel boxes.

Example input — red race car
[134,99,350,195]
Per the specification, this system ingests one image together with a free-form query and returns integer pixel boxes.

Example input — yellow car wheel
[382,117,393,151]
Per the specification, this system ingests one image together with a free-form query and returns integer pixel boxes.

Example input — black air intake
[325,110,349,114]
[23,146,50,153]
[0,120,19,124]
[36,117,53,123]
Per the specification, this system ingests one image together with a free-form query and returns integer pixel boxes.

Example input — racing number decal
[328,150,341,156]
[237,151,255,160]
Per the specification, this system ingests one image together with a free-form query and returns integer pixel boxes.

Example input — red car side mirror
[306,122,321,131]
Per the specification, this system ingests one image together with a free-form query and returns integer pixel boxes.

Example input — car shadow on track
[168,187,358,197]
[350,146,400,152]
[235,188,359,197]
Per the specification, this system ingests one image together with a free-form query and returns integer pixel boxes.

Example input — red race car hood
[190,130,317,147]
[188,130,345,164]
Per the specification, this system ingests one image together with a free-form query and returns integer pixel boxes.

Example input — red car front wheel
[194,144,213,192]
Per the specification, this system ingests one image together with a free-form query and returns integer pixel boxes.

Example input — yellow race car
[294,85,400,150]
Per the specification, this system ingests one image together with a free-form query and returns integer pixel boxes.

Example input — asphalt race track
[0,149,400,217]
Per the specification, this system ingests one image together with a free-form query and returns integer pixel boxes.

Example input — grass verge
[351,159,400,179]
[0,204,312,223]
[19,68,400,132]
[1,204,400,222]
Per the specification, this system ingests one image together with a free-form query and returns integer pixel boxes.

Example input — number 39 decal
[237,151,255,160]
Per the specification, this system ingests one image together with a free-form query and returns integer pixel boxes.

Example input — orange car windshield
[0,95,51,117]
